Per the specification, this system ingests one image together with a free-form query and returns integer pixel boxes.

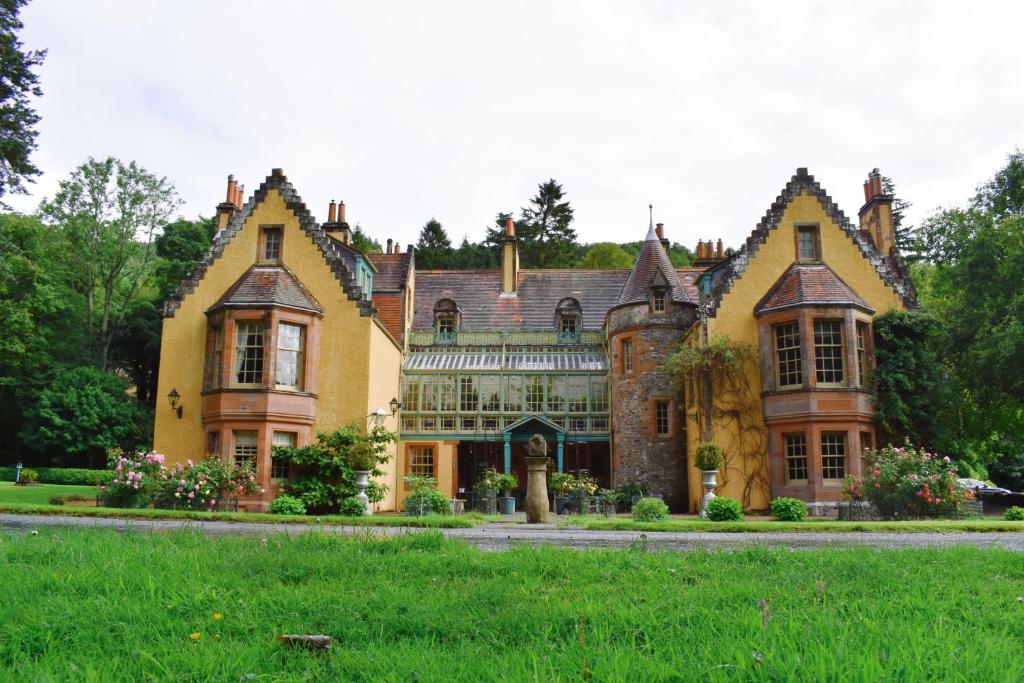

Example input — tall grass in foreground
[1,529,1022,681]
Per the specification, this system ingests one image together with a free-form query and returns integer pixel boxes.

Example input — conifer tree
[414,218,453,268]
[0,0,46,202]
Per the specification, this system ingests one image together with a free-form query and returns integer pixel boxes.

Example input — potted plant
[694,442,724,518]
[475,468,500,514]
[494,472,518,514]
[567,472,598,514]
[347,441,378,516]
[549,472,575,514]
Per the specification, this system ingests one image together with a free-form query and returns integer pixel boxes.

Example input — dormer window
[261,226,283,263]
[651,288,667,313]
[555,297,582,344]
[433,299,460,344]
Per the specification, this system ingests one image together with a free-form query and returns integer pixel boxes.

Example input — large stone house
[152,167,914,512]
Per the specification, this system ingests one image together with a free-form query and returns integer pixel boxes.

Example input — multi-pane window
[481,376,501,412]
[652,290,666,313]
[567,376,588,413]
[437,316,456,334]
[784,434,808,482]
[860,431,873,454]
[409,446,435,477]
[591,417,609,432]
[590,377,608,413]
[276,323,304,389]
[525,377,545,413]
[263,227,282,262]
[401,416,418,433]
[205,431,220,457]
[421,376,438,411]
[569,418,587,432]
[547,376,565,413]
[440,416,456,432]
[210,325,223,389]
[505,376,522,413]
[856,322,870,386]
[460,416,477,431]
[402,378,420,412]
[622,339,634,373]
[439,375,456,412]
[560,316,577,335]
[235,321,265,385]
[821,432,847,480]
[459,376,478,412]
[655,401,670,435]
[233,430,258,470]
[814,320,845,385]
[271,432,295,479]
[797,225,818,260]
[774,323,802,388]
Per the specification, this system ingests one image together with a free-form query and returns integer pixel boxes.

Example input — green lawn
[575,515,1024,533]
[1,529,1022,681]
[0,481,97,505]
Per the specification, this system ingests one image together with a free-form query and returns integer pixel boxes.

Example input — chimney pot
[338,200,346,224]
[505,217,515,237]
[394,242,401,254]
[237,184,244,209]
[225,176,236,203]
[696,240,705,259]
[386,238,393,254]
[655,223,665,240]
[328,200,337,223]
[716,239,724,259]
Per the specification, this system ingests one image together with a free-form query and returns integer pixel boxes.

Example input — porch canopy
[501,414,566,472]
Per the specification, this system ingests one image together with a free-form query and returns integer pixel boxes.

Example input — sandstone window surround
[654,400,670,436]
[795,223,821,261]
[783,433,808,483]
[406,444,437,478]
[203,307,320,394]
[270,431,296,480]
[621,338,634,374]
[258,225,283,264]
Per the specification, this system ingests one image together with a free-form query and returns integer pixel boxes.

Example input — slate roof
[208,266,322,313]
[616,222,696,305]
[702,167,917,317]
[164,168,373,318]
[754,263,872,314]
[367,252,413,292]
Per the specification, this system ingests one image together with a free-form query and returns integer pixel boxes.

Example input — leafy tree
[870,310,958,454]
[0,0,46,202]
[154,216,214,298]
[619,240,693,267]
[414,218,453,269]
[449,236,497,270]
[518,179,578,268]
[108,299,162,406]
[40,157,181,368]
[577,242,634,269]
[351,223,382,253]
[972,148,1024,218]
[19,365,151,467]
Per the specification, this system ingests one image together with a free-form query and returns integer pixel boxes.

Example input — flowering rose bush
[153,457,261,511]
[100,450,165,507]
[844,443,973,519]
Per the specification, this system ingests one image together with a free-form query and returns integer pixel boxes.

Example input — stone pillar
[525,456,549,524]
[503,433,511,473]
[556,433,565,472]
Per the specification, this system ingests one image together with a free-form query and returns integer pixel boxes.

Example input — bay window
[813,320,844,385]
[235,321,265,385]
[276,323,304,389]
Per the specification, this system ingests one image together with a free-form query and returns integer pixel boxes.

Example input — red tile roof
[208,266,322,313]
[373,293,405,342]
[755,263,872,314]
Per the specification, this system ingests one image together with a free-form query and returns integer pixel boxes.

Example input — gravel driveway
[3,513,1023,551]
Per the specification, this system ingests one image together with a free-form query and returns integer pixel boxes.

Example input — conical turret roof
[616,214,694,305]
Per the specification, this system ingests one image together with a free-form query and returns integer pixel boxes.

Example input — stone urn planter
[353,469,372,516]
[700,470,718,518]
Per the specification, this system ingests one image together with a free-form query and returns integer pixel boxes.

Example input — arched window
[433,299,460,344]
[555,298,582,344]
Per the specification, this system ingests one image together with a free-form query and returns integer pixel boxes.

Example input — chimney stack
[695,240,705,260]
[715,239,724,259]
[394,242,401,254]
[500,216,519,295]
[386,239,393,254]
[858,167,895,256]
[656,222,670,251]
[322,198,353,246]
[215,174,242,231]
[328,200,337,223]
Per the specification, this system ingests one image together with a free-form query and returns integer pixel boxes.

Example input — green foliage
[484,181,579,268]
[665,335,753,392]
[414,218,453,269]
[1004,506,1024,521]
[340,496,369,516]
[549,472,573,495]
[273,424,395,514]
[613,482,649,509]
[632,497,669,522]
[403,476,449,516]
[449,236,498,270]
[619,240,694,267]
[153,216,214,298]
[475,467,502,493]
[769,497,808,521]
[845,444,973,519]
[577,242,634,269]
[153,457,260,511]
[0,467,112,485]
[18,468,37,483]
[0,0,46,201]
[350,224,382,253]
[694,442,724,471]
[705,497,744,521]
[266,493,305,516]
[492,472,517,495]
[19,366,151,464]
[871,310,957,453]
[972,148,1024,218]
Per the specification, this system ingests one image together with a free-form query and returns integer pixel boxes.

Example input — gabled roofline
[704,167,917,317]
[205,264,325,316]
[503,414,567,434]
[164,168,374,319]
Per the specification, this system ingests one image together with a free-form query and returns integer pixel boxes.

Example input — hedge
[0,467,113,486]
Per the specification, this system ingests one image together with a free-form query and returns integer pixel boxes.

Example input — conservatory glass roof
[403,350,608,372]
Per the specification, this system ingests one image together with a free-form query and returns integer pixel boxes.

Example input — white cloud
[12,0,1024,249]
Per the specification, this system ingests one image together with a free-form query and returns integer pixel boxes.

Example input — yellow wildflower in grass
[190,632,201,642]
[213,613,223,620]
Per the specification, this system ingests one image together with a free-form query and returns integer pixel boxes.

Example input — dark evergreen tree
[450,236,497,270]
[351,223,382,253]
[882,175,917,259]
[154,216,214,298]
[518,179,578,268]
[414,218,453,269]
[0,0,45,202]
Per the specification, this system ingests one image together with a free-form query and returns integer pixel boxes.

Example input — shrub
[476,468,501,494]
[267,495,306,516]
[153,457,260,511]
[705,497,743,521]
[100,452,165,508]
[694,443,724,471]
[339,496,368,517]
[770,497,808,521]
[1005,506,1024,521]
[632,497,669,522]
[613,483,650,510]
[403,489,449,516]
[19,468,38,483]
[493,472,518,496]
[549,472,574,495]
[844,443,973,519]
[0,467,114,485]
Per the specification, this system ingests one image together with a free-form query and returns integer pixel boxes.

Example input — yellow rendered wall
[367,320,403,511]
[153,189,387,474]
[686,191,906,510]
[394,440,457,509]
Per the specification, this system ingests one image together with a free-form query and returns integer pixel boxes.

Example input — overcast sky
[11,1,1024,250]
